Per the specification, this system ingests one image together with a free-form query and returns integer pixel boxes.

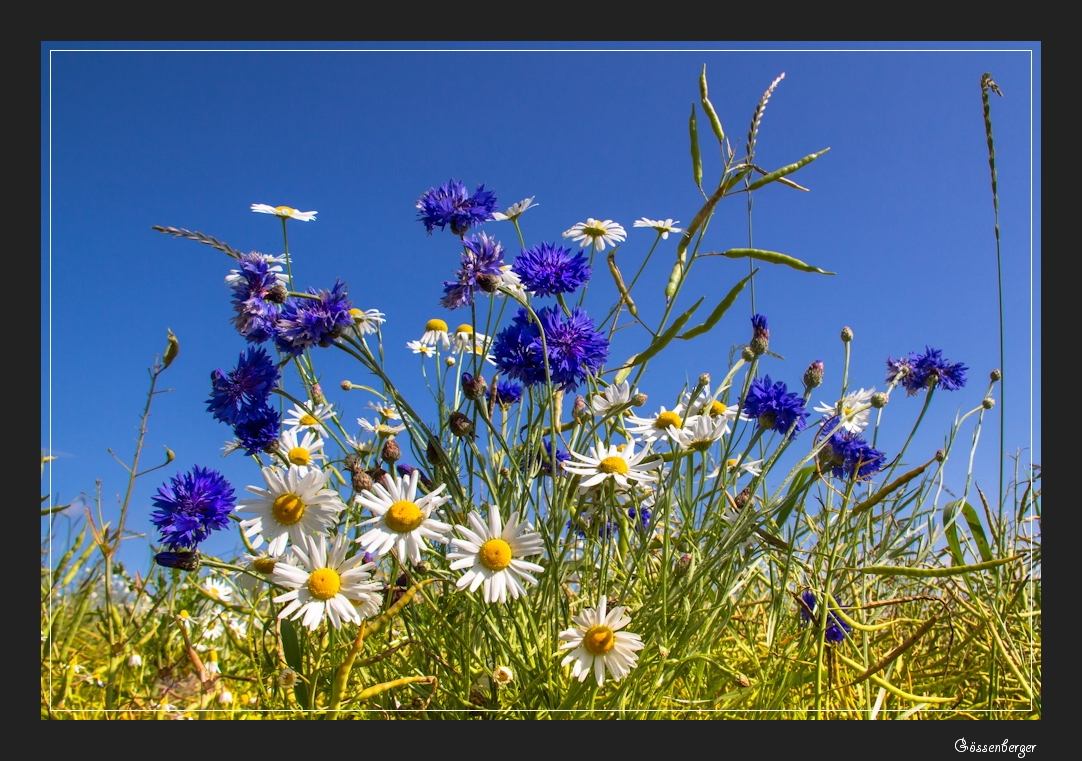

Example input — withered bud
[343,452,363,473]
[803,359,824,390]
[266,284,288,304]
[674,553,693,578]
[476,273,501,293]
[935,449,946,462]
[734,486,752,510]
[446,356,456,367]
[698,372,711,387]
[351,468,374,493]
[340,380,354,391]
[448,411,474,437]
[426,439,442,465]
[381,438,401,464]
[630,392,648,407]
[367,466,388,485]
[461,372,487,400]
[840,326,854,342]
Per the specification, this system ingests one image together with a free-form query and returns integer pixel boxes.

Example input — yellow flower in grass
[559,598,644,685]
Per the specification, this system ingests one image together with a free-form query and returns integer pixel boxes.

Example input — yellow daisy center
[843,405,854,416]
[274,206,297,216]
[350,308,364,320]
[425,318,448,332]
[456,324,474,334]
[299,413,319,426]
[708,401,728,417]
[598,456,629,474]
[479,538,513,571]
[727,458,740,469]
[385,500,424,533]
[252,557,277,575]
[272,493,306,525]
[287,446,311,466]
[655,411,682,429]
[583,625,616,655]
[306,568,342,601]
[584,224,605,237]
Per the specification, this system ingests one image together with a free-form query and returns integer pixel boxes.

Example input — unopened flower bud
[631,393,648,407]
[414,561,430,574]
[448,411,474,437]
[476,273,501,293]
[734,486,752,510]
[749,314,770,356]
[381,439,401,464]
[351,468,373,492]
[803,360,824,390]
[935,449,946,462]
[445,356,456,367]
[698,372,711,387]
[572,395,589,422]
[990,369,1002,381]
[741,347,756,362]
[674,553,693,578]
[870,392,889,408]
[340,380,353,391]
[343,452,363,473]
[982,397,995,409]
[426,439,442,465]
[267,284,288,304]
[367,466,388,485]
[461,372,487,400]
[310,384,326,406]
[840,326,854,342]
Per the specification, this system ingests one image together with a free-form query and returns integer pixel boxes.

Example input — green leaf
[961,500,995,564]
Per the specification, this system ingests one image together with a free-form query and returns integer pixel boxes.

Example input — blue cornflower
[416,179,498,236]
[628,506,653,531]
[274,280,354,356]
[150,465,236,550]
[493,306,608,392]
[800,590,852,643]
[487,380,523,410]
[229,253,286,343]
[568,515,618,540]
[206,346,280,426]
[886,346,968,395]
[749,313,770,356]
[440,233,507,310]
[742,375,808,439]
[816,416,886,480]
[397,464,434,490]
[233,404,282,456]
[511,241,591,297]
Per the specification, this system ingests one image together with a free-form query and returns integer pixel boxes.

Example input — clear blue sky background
[42,42,1040,569]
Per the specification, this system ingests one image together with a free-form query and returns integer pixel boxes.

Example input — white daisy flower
[358,417,406,437]
[250,203,317,221]
[407,339,436,357]
[448,509,545,604]
[681,382,737,420]
[283,401,336,434]
[419,318,451,350]
[492,665,515,686]
[128,653,143,668]
[355,469,453,564]
[344,432,378,454]
[559,598,645,686]
[272,534,381,630]
[236,550,283,592]
[625,404,688,444]
[707,457,764,480]
[202,578,235,603]
[813,387,877,433]
[668,413,731,452]
[350,308,386,335]
[492,197,537,221]
[497,265,527,300]
[562,218,627,251]
[277,429,326,471]
[236,466,347,556]
[632,218,683,239]
[224,252,288,287]
[453,324,493,356]
[562,438,661,490]
[367,401,401,420]
[590,380,634,416]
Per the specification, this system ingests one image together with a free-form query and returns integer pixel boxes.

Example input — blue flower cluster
[886,346,967,395]
[742,375,808,438]
[150,465,236,550]
[274,280,354,356]
[487,380,523,410]
[206,346,282,455]
[512,242,591,297]
[816,416,886,480]
[493,306,608,392]
[230,253,285,343]
[440,233,507,310]
[416,179,497,236]
[800,590,852,643]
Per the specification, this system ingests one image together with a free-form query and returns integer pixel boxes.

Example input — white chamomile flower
[236,466,347,556]
[419,318,451,350]
[813,387,877,433]
[344,432,378,454]
[224,253,288,287]
[250,203,317,221]
[632,218,683,239]
[350,308,386,335]
[668,413,731,451]
[202,578,235,603]
[452,324,495,361]
[407,339,436,357]
[367,401,401,420]
[562,438,661,490]
[497,265,527,300]
[221,439,243,457]
[681,382,737,421]
[492,197,537,221]
[559,598,645,686]
[278,429,326,471]
[355,469,453,564]
[492,665,515,686]
[272,533,381,630]
[358,417,407,437]
[283,401,336,434]
[448,509,546,604]
[625,404,688,444]
[590,380,634,416]
[707,457,763,480]
[562,218,627,251]
[236,550,283,592]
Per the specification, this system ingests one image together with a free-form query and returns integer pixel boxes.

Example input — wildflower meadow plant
[43,67,1037,721]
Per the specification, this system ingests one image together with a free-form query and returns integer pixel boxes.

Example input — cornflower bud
[449,411,474,437]
[741,347,756,362]
[311,384,326,406]
[631,392,648,407]
[461,372,487,400]
[381,438,401,464]
[990,369,1003,381]
[803,360,824,390]
[749,314,770,356]
[340,380,353,392]
[982,397,995,409]
[840,326,854,342]
[870,392,889,408]
[343,452,363,473]
[351,468,373,493]
[674,553,693,578]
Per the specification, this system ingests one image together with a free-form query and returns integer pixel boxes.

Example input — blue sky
[42,43,1040,567]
